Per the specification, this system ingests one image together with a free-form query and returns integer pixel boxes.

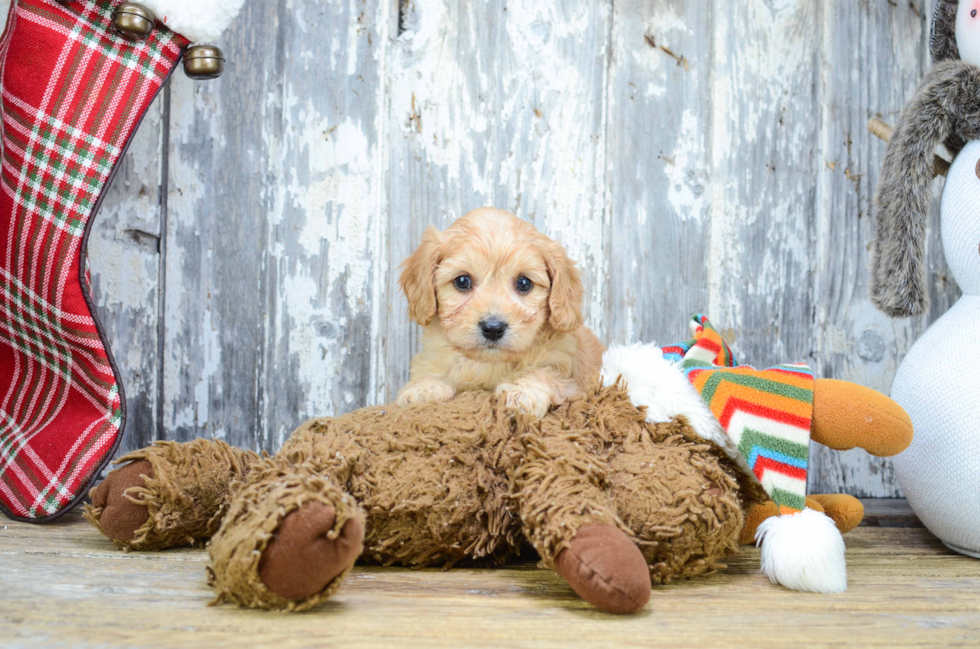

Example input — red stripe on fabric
[754,455,808,482]
[767,367,813,379]
[717,397,812,431]
[696,338,722,354]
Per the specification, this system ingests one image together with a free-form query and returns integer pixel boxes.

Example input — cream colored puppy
[396,208,604,418]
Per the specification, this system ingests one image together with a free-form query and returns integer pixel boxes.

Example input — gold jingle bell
[183,45,225,80]
[111,3,156,42]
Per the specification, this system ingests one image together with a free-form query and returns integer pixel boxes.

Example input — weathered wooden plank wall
[88,0,958,497]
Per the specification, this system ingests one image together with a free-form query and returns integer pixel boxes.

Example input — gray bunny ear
[871,63,971,317]
[931,0,960,63]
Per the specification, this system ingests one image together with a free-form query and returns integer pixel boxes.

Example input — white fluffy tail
[755,507,847,593]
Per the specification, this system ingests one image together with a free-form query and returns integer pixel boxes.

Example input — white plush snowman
[871,0,980,556]
[891,140,980,557]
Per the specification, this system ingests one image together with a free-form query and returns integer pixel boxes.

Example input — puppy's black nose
[479,317,508,342]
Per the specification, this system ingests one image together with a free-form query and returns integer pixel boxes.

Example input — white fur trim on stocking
[755,508,847,593]
[140,0,247,43]
[0,1,247,44]
[600,343,755,480]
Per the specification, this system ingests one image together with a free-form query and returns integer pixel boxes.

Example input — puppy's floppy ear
[399,226,443,326]
[543,241,584,332]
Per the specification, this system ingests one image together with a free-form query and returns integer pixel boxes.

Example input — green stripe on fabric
[697,371,813,405]
[770,487,806,512]
[0,278,102,340]
[15,327,116,393]
[6,106,116,177]
[737,428,810,462]
[0,327,116,407]
[0,314,72,375]
[0,416,51,496]
[33,418,109,515]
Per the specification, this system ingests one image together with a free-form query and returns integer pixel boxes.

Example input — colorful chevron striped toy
[662,315,814,516]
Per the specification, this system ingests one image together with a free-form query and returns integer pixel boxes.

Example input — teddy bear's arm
[515,427,620,562]
[207,451,366,611]
[515,425,651,614]
[83,438,260,551]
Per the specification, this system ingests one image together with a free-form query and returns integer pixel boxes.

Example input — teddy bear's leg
[207,424,366,611]
[739,494,864,544]
[607,432,745,586]
[257,500,364,602]
[811,378,913,456]
[515,432,651,614]
[552,523,651,614]
[83,439,259,550]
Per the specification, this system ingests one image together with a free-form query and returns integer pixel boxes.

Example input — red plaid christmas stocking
[0,0,187,521]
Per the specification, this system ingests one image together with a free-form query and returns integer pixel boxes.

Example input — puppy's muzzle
[479,317,508,343]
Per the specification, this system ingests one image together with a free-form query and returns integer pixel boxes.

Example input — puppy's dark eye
[973,9,977,17]
[515,276,533,293]
[453,275,472,291]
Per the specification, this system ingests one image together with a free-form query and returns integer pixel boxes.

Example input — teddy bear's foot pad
[258,501,365,601]
[88,460,153,542]
[555,524,651,614]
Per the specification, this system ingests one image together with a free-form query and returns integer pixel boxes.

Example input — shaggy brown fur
[83,439,259,550]
[85,380,759,612]
[872,58,980,317]
[208,455,366,610]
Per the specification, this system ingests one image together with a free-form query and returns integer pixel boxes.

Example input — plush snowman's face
[940,141,980,296]
[957,1,980,66]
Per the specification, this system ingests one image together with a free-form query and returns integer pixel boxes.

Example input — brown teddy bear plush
[84,322,912,614]
[86,382,747,615]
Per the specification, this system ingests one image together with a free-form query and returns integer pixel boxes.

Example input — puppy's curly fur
[396,208,604,418]
[872,0,980,317]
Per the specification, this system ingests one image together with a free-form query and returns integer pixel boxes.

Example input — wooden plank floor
[2,504,979,649]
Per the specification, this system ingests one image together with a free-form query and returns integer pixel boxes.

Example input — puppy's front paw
[495,382,552,419]
[396,379,455,407]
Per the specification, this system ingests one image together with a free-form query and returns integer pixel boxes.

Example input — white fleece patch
[140,0,247,43]
[756,508,847,593]
[0,1,246,44]
[600,343,754,479]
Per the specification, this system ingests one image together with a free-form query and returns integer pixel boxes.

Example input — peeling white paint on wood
[807,0,955,496]
[88,0,957,496]
[605,0,713,348]
[89,100,167,456]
